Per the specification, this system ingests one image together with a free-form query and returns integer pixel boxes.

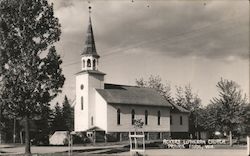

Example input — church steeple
[81,6,99,71]
[75,5,105,132]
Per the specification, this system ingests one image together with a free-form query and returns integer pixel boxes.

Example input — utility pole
[0,104,2,144]
[247,136,250,156]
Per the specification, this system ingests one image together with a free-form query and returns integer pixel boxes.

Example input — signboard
[163,139,227,149]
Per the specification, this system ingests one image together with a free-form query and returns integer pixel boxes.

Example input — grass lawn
[0,143,247,156]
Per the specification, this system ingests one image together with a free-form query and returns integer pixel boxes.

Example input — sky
[49,0,249,106]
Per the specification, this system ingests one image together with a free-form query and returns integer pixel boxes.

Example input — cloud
[51,0,249,61]
[49,0,74,10]
[48,0,249,106]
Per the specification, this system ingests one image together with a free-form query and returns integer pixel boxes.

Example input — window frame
[131,109,135,125]
[180,116,183,125]
[157,111,161,125]
[170,115,172,125]
[81,96,84,110]
[117,108,121,125]
[87,59,91,67]
[91,116,94,126]
[145,110,148,125]
[93,59,96,69]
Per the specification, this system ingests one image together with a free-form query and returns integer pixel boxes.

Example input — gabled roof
[170,102,190,114]
[96,83,172,107]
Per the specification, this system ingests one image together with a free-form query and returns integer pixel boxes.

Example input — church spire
[80,5,99,71]
[81,6,99,58]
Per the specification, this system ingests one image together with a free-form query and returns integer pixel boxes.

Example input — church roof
[81,16,100,58]
[75,70,106,76]
[96,84,172,107]
[170,102,190,114]
[86,126,105,132]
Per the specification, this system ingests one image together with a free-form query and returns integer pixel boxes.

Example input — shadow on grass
[36,147,130,156]
[97,147,130,154]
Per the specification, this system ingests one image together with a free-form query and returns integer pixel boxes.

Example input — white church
[74,11,189,142]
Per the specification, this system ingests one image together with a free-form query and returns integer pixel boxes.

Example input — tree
[175,85,201,111]
[0,0,64,154]
[175,85,202,139]
[175,86,186,107]
[35,102,53,145]
[210,78,247,146]
[136,75,172,101]
[243,105,250,135]
[133,118,144,131]
[51,97,74,132]
[62,95,74,131]
[136,75,205,138]
[0,100,4,142]
[198,103,221,137]
[51,102,64,132]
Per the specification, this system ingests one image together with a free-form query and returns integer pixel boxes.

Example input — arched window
[91,116,93,125]
[82,60,85,68]
[87,59,91,67]
[180,116,183,125]
[93,59,96,69]
[145,110,148,125]
[170,115,172,125]
[131,109,135,125]
[117,109,121,125]
[81,96,84,110]
[157,111,161,125]
[80,84,84,90]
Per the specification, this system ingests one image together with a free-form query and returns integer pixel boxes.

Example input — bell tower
[75,6,105,132]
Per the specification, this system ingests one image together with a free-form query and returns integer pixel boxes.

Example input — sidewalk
[116,149,247,156]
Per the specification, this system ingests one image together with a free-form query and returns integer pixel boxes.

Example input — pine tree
[175,86,185,107]
[175,85,202,139]
[51,102,63,132]
[62,96,74,131]
[35,103,53,145]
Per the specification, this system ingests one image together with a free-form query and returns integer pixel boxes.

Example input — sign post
[68,131,76,156]
[129,131,145,156]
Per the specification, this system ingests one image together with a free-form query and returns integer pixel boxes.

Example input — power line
[62,14,243,68]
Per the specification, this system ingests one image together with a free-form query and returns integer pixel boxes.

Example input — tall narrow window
[93,59,96,70]
[91,116,93,125]
[157,132,161,140]
[87,59,91,67]
[131,109,135,125]
[117,109,121,125]
[180,116,183,125]
[157,111,161,125]
[81,96,84,110]
[145,110,148,125]
[145,132,148,140]
[170,115,172,125]
[82,60,85,68]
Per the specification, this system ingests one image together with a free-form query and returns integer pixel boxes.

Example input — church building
[74,11,189,141]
